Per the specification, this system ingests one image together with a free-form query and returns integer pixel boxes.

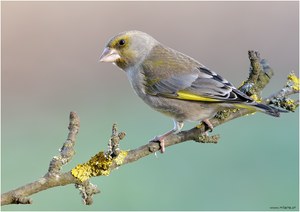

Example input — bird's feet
[149,120,184,153]
[203,119,214,132]
[196,119,214,136]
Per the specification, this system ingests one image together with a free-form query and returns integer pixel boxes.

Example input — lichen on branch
[265,71,299,112]
[71,150,128,182]
[71,124,128,182]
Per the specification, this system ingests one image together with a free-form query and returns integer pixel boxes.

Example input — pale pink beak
[99,47,120,63]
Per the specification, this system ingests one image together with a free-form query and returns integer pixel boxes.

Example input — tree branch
[1,51,298,206]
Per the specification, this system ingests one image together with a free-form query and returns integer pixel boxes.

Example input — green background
[1,1,299,211]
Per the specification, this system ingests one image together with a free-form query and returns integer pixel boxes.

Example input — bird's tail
[253,103,282,117]
[235,102,286,117]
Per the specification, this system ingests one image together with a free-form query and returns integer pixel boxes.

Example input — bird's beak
[99,47,121,63]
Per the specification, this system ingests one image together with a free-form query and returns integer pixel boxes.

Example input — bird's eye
[119,39,126,46]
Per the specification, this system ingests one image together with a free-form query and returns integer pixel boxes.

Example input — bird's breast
[126,67,147,99]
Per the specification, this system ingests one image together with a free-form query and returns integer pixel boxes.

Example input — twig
[264,71,299,111]
[105,123,126,158]
[47,111,79,175]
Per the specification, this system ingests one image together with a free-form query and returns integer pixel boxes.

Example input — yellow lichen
[286,98,295,106]
[88,151,112,177]
[71,164,92,182]
[238,81,246,88]
[114,150,128,166]
[71,151,128,182]
[214,108,239,120]
[288,72,299,91]
[281,98,297,112]
[250,94,262,102]
[71,152,111,182]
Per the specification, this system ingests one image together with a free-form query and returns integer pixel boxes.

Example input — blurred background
[1,1,299,211]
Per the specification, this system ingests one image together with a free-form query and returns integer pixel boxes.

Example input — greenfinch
[99,30,281,153]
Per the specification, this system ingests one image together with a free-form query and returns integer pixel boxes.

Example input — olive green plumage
[99,30,281,152]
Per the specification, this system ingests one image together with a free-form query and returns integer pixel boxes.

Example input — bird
[99,30,281,153]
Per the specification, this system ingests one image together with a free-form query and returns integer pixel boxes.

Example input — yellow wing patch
[176,91,221,102]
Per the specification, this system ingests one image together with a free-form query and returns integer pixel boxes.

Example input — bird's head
[99,30,157,70]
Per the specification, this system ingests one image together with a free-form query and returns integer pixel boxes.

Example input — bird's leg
[203,119,214,133]
[151,120,184,153]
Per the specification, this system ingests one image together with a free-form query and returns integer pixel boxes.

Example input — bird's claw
[203,119,214,132]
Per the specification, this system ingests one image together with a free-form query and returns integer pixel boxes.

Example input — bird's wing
[145,66,255,104]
